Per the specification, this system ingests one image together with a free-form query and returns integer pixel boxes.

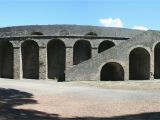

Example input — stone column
[92,48,98,57]
[124,61,129,81]
[39,47,47,80]
[150,50,154,80]
[66,47,73,70]
[13,47,22,79]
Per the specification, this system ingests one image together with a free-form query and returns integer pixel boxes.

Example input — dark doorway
[154,43,160,78]
[21,40,39,79]
[129,47,150,80]
[0,41,13,78]
[100,62,124,81]
[47,39,66,81]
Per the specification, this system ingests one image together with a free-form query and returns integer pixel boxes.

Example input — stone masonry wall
[0,25,145,81]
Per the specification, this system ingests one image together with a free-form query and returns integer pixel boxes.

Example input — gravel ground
[78,80,160,90]
[0,79,160,120]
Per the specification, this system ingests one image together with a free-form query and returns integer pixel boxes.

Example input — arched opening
[21,40,39,79]
[47,39,66,81]
[98,40,115,53]
[100,62,124,81]
[73,40,91,65]
[154,43,160,79]
[129,47,150,80]
[0,41,13,78]
[85,32,97,36]
[31,32,43,35]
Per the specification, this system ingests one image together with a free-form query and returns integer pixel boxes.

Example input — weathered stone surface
[0,25,158,81]
[66,31,160,81]
[0,25,143,38]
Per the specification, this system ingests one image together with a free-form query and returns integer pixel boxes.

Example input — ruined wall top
[0,25,144,38]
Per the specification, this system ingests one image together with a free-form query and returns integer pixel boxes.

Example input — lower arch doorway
[100,62,124,81]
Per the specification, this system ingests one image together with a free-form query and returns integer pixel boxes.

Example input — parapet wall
[0,25,143,38]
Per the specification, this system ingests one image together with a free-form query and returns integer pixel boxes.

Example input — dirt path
[0,79,160,119]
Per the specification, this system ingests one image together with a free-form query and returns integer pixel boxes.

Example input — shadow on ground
[0,88,58,120]
[0,88,159,120]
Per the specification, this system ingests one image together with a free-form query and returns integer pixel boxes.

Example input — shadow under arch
[0,41,13,79]
[129,47,150,80]
[100,62,124,81]
[21,40,39,79]
[98,40,115,53]
[73,40,91,65]
[31,31,43,35]
[85,32,98,36]
[154,42,160,79]
[47,39,66,81]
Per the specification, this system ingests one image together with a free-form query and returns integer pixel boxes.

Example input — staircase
[66,30,160,81]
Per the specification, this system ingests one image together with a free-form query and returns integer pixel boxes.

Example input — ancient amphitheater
[0,25,159,81]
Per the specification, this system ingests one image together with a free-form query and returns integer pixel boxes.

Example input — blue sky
[0,0,160,30]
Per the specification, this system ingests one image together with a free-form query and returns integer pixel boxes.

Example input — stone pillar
[39,47,47,80]
[92,48,98,57]
[66,47,73,70]
[124,62,129,81]
[150,50,154,80]
[13,47,22,79]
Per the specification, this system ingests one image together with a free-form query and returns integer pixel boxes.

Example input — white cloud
[133,26,148,30]
[99,18,123,27]
[99,18,149,30]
